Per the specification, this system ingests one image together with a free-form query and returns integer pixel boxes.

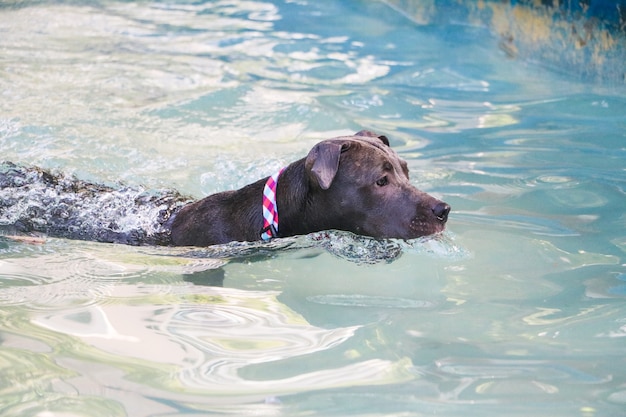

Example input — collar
[260,167,285,241]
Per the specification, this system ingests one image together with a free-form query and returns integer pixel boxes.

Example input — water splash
[0,163,189,245]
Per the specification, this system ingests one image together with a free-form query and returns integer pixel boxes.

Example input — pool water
[1,1,625,416]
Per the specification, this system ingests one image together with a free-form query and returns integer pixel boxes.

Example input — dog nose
[432,202,450,222]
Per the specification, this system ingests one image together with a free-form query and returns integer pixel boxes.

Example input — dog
[0,131,450,247]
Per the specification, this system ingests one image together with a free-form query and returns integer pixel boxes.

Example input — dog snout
[432,202,450,222]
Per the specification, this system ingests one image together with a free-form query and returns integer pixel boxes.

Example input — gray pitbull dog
[0,131,449,246]
[169,131,450,246]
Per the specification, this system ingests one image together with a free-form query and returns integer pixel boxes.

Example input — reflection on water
[33,285,412,394]
[2,280,414,414]
[1,0,626,416]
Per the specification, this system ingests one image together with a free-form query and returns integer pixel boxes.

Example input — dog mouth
[409,217,446,237]
[408,202,450,237]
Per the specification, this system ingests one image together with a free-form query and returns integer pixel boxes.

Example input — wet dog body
[1,131,450,246]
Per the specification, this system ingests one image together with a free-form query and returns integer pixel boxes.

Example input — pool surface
[1,1,625,416]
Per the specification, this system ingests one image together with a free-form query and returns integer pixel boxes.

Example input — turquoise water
[1,1,626,416]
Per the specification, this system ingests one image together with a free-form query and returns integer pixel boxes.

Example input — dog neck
[272,158,328,239]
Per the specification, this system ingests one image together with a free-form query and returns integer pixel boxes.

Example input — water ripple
[32,285,414,395]
[307,294,435,309]
[0,250,122,308]
[0,231,464,310]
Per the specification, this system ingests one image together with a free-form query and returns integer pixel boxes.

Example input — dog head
[304,130,450,239]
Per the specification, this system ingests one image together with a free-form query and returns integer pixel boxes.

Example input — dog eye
[376,176,389,187]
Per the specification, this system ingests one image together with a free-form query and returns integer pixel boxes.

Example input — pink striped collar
[260,167,285,241]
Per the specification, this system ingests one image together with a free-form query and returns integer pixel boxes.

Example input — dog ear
[305,141,345,190]
[354,130,389,146]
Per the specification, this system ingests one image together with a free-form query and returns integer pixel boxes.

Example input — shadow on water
[161,230,466,287]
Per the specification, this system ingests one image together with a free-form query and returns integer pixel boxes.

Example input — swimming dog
[0,131,450,246]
